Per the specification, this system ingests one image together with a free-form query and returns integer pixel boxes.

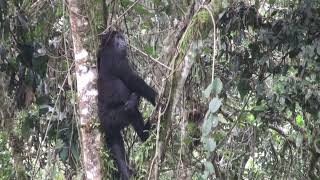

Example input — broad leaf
[218,114,228,124]
[212,115,219,128]
[212,78,223,95]
[202,137,216,152]
[202,113,213,136]
[296,114,304,127]
[204,161,214,174]
[209,97,222,113]
[203,83,213,98]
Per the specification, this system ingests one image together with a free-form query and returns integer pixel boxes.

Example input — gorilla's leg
[130,110,150,142]
[101,110,129,128]
[106,130,131,180]
[100,93,138,128]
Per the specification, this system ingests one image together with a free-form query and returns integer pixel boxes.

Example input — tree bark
[68,0,102,179]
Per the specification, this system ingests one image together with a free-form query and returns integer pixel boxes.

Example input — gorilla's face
[102,31,127,54]
[112,32,127,51]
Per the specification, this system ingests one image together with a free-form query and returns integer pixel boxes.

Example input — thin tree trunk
[68,0,102,179]
[155,1,223,178]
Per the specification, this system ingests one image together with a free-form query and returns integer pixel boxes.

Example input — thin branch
[100,0,141,34]
[129,44,172,70]
[216,91,253,150]
[200,5,217,83]
[32,61,75,177]
[148,107,162,180]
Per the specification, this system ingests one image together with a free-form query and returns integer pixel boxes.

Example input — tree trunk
[154,1,224,178]
[68,0,102,179]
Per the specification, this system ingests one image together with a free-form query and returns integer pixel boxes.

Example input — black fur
[97,30,156,179]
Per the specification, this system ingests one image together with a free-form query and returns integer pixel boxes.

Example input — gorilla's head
[101,31,127,54]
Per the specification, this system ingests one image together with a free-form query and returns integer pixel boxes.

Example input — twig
[148,107,162,180]
[129,44,172,70]
[32,61,75,177]
[100,0,141,35]
[200,5,216,83]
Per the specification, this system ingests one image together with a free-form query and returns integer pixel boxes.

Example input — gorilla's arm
[113,60,157,105]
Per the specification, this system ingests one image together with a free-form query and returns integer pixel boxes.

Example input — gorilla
[97,30,157,179]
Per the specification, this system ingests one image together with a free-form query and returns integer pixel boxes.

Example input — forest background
[0,0,319,179]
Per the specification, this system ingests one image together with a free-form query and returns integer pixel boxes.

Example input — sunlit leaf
[246,113,255,123]
[209,97,222,113]
[218,114,228,124]
[296,114,304,127]
[212,115,219,128]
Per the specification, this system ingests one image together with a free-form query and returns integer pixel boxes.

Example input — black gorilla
[97,30,157,179]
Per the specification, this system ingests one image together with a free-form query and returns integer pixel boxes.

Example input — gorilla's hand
[124,93,139,112]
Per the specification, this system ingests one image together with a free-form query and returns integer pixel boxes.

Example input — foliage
[0,0,319,179]
[210,1,320,178]
[201,78,223,178]
[0,133,14,179]
[0,0,86,178]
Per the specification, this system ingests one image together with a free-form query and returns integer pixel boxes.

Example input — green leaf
[203,137,216,152]
[212,78,223,95]
[269,0,276,5]
[218,114,228,124]
[296,114,304,127]
[209,97,222,113]
[134,4,150,15]
[246,113,255,123]
[71,143,80,162]
[254,104,266,111]
[21,115,34,138]
[144,45,157,58]
[121,0,150,15]
[202,114,220,136]
[203,83,213,98]
[204,161,214,174]
[55,139,64,149]
[202,114,213,136]
[212,115,219,128]
[202,171,209,179]
[286,110,293,118]
[59,148,68,162]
